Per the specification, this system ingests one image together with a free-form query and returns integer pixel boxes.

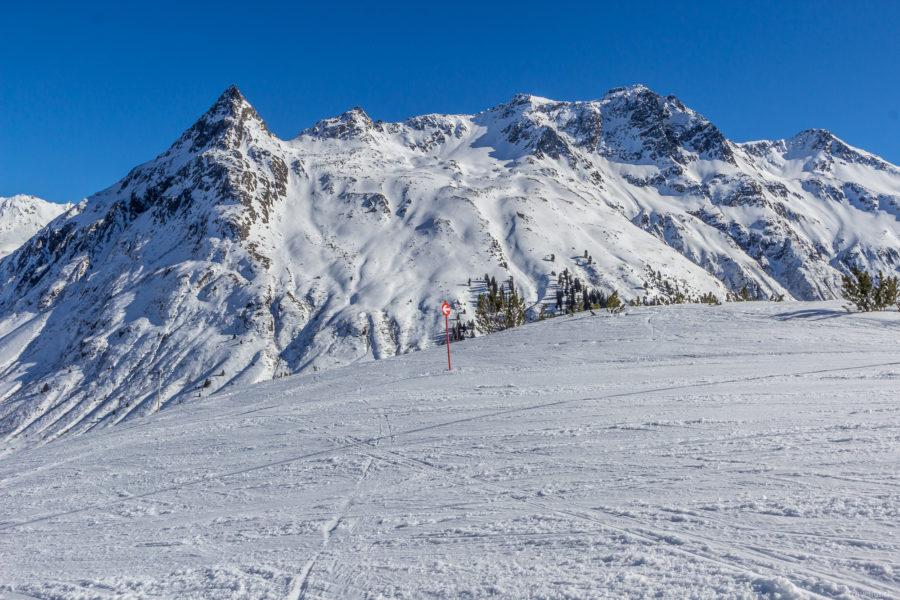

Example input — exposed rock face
[302,107,378,142]
[1,84,898,445]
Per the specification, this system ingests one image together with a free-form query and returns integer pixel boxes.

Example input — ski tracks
[288,455,374,600]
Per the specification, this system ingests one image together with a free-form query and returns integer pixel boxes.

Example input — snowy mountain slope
[1,302,898,599]
[0,195,72,259]
[1,85,899,444]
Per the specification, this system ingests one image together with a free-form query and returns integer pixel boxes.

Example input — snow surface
[2,301,898,599]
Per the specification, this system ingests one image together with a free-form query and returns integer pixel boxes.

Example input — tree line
[455,264,898,344]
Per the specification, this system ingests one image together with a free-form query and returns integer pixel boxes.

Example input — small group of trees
[552,268,619,314]
[450,318,475,341]
[636,269,785,306]
[725,284,782,303]
[474,277,528,334]
[842,268,899,311]
[469,270,623,339]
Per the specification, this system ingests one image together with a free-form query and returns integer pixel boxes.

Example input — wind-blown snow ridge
[0,84,898,443]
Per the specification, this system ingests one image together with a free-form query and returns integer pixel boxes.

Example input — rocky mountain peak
[486,94,558,121]
[602,83,657,101]
[301,106,377,141]
[778,129,896,173]
[482,85,733,167]
[790,128,838,150]
[596,84,733,165]
[174,85,272,153]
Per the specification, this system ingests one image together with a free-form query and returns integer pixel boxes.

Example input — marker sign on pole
[442,302,452,370]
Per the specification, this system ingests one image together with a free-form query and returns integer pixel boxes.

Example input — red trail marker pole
[442,302,452,370]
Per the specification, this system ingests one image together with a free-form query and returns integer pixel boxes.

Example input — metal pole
[445,314,451,370]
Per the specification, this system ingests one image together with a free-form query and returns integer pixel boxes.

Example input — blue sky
[2,1,899,204]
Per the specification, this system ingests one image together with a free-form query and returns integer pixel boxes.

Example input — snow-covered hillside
[0,195,72,259]
[1,85,899,443]
[2,302,898,599]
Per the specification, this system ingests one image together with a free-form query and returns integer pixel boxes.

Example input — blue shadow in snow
[772,308,849,322]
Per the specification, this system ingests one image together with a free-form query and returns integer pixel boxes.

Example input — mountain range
[1,84,898,445]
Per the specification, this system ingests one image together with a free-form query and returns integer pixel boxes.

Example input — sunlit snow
[2,301,897,599]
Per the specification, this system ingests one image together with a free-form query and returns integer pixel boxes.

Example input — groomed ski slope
[1,301,898,599]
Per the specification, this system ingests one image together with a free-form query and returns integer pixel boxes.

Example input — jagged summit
[221,83,243,101]
[601,83,656,99]
[741,128,898,175]
[301,106,377,141]
[173,85,272,153]
[496,93,557,110]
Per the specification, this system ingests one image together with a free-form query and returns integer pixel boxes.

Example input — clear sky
[2,1,899,204]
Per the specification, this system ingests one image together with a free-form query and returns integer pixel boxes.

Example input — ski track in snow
[1,301,899,599]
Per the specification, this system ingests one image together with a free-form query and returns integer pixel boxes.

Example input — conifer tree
[605,290,621,310]
[873,270,899,309]
[503,286,527,328]
[841,267,875,311]
[475,290,502,334]
[538,303,551,320]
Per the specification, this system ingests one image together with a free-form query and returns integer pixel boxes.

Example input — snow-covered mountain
[1,85,899,443]
[0,195,73,259]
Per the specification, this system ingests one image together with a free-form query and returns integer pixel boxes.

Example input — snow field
[1,301,898,599]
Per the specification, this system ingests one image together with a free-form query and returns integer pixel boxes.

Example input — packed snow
[2,301,898,599]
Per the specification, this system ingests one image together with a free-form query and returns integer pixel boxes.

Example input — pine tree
[873,270,899,310]
[574,291,585,312]
[503,286,527,328]
[538,303,551,320]
[605,290,621,310]
[841,267,875,311]
[475,292,499,334]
